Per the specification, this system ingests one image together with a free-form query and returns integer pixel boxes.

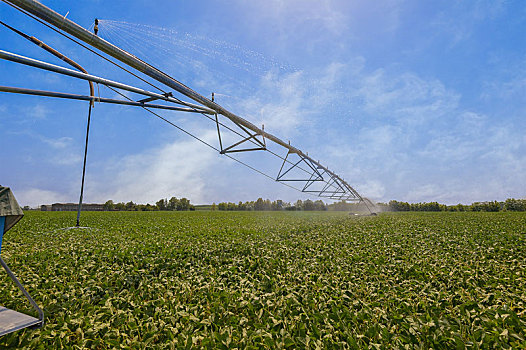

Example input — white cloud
[41,136,74,149]
[75,56,525,205]
[356,70,460,124]
[89,130,221,204]
[236,0,405,42]
[233,71,306,137]
[227,62,361,140]
[15,188,69,208]
[482,61,526,102]
[308,58,526,204]
[357,180,386,200]
[430,0,507,46]
[35,135,82,166]
[24,104,50,120]
[246,0,349,35]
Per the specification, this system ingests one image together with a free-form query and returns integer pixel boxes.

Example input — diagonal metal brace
[276,152,324,182]
[215,113,266,154]
[220,132,265,154]
[138,91,172,104]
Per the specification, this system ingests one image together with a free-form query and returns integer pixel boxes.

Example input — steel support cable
[105,85,304,194]
[0,86,217,113]
[2,0,357,200]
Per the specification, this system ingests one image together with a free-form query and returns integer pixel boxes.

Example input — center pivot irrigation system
[1,0,374,221]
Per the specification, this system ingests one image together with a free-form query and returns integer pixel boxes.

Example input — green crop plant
[0,211,524,349]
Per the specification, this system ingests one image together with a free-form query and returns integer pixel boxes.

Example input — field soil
[0,211,525,348]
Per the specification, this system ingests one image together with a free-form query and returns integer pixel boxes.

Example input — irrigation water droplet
[97,20,297,95]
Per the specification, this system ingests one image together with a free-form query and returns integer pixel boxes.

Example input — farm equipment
[0,186,43,336]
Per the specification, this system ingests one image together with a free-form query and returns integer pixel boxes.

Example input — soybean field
[0,211,525,349]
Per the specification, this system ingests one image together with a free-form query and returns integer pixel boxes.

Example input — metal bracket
[138,91,173,104]
[276,152,324,182]
[0,256,44,335]
[215,114,266,154]
[275,152,361,200]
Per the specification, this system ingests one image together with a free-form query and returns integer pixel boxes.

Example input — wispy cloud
[241,0,350,35]
[355,69,460,125]
[88,130,222,204]
[305,57,526,203]
[40,136,74,149]
[16,188,69,208]
[430,0,507,46]
[24,104,51,120]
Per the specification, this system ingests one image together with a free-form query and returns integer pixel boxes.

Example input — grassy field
[0,211,524,349]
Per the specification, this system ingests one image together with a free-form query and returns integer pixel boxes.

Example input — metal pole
[0,50,216,114]
[76,103,91,227]
[0,86,215,113]
[3,0,364,201]
[0,256,44,325]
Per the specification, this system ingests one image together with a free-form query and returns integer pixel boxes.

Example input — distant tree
[125,201,136,211]
[471,201,501,212]
[245,201,254,211]
[303,199,315,211]
[314,200,327,211]
[156,199,167,211]
[504,198,526,211]
[327,200,351,211]
[143,204,154,211]
[448,204,467,212]
[176,198,190,211]
[254,198,265,211]
[295,200,303,211]
[168,197,179,211]
[211,203,217,211]
[389,200,410,211]
[103,200,115,211]
[115,202,126,211]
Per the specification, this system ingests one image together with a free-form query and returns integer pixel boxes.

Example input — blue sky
[1,0,525,207]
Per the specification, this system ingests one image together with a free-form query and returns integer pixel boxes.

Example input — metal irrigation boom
[1,0,370,205]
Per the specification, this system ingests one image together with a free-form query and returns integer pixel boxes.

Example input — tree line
[385,199,526,212]
[102,197,195,211]
[100,197,526,212]
[212,198,327,211]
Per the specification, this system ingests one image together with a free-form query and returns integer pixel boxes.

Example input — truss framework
[215,113,267,154]
[275,151,360,201]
